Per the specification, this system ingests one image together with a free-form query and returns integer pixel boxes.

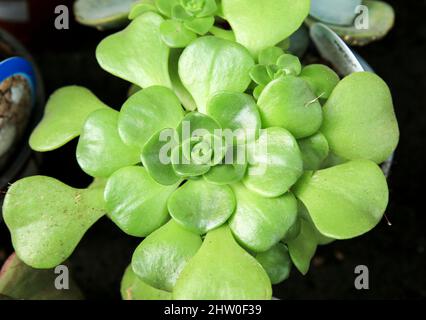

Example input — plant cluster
[3,0,399,300]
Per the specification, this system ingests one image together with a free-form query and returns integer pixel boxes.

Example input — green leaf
[121,265,172,300]
[209,26,236,41]
[294,160,389,239]
[197,0,217,17]
[243,127,303,198]
[229,183,298,252]
[96,12,171,88]
[222,0,310,56]
[129,1,157,20]
[0,253,83,300]
[104,166,179,237]
[141,128,181,186]
[206,91,261,144]
[249,65,272,86]
[77,109,140,178]
[258,76,323,139]
[276,53,302,76]
[258,47,284,65]
[297,201,335,245]
[287,218,317,275]
[3,176,105,268]
[282,214,301,242]
[255,243,292,285]
[179,36,254,113]
[321,72,399,164]
[253,85,265,100]
[169,49,197,111]
[132,220,202,292]
[171,4,192,20]
[160,19,197,48]
[155,0,179,17]
[204,145,248,185]
[184,16,214,35]
[176,112,221,141]
[29,86,108,152]
[300,64,340,99]
[168,180,236,234]
[173,225,272,300]
[298,132,330,171]
[118,86,184,150]
[266,64,280,80]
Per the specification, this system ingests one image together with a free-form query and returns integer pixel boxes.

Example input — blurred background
[0,0,424,299]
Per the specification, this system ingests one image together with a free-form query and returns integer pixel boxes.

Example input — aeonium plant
[3,1,399,300]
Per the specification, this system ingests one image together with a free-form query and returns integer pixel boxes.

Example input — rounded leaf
[96,12,172,88]
[255,243,292,285]
[131,220,202,292]
[184,16,215,35]
[118,86,184,150]
[3,177,105,268]
[129,1,158,20]
[76,109,140,178]
[276,54,302,76]
[294,160,389,239]
[155,0,179,17]
[229,184,298,253]
[250,65,272,86]
[321,72,399,163]
[206,91,261,144]
[300,64,340,99]
[173,225,272,300]
[168,180,236,234]
[222,0,310,56]
[141,128,181,186]
[258,46,285,65]
[243,127,303,198]
[160,19,197,48]
[298,132,330,171]
[258,76,323,139]
[179,36,254,113]
[29,86,108,152]
[104,166,179,237]
[121,265,172,300]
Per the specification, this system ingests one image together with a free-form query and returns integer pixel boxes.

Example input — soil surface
[0,0,425,299]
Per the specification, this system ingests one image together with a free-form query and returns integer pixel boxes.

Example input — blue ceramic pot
[0,27,44,203]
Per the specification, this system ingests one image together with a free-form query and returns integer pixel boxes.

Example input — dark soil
[0,0,425,299]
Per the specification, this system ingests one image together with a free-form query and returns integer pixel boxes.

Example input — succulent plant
[3,1,399,300]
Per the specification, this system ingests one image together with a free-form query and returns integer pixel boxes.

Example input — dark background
[0,0,425,299]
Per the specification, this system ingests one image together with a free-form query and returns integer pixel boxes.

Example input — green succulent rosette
[2,3,399,300]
